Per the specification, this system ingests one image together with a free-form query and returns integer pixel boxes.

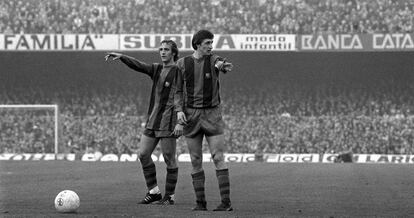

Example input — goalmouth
[0,104,59,155]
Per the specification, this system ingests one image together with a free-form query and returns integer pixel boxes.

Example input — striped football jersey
[120,55,181,131]
[176,54,225,109]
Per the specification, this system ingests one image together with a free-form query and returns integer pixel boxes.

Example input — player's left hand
[173,124,184,137]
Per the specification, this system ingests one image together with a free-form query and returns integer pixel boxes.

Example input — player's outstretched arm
[104,52,153,77]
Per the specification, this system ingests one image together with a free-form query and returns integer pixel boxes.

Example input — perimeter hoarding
[299,33,414,51]
[2,34,414,51]
[0,34,296,51]
[0,34,119,51]
[120,34,295,51]
[3,153,414,164]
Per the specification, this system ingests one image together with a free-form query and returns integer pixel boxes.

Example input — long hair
[160,39,179,62]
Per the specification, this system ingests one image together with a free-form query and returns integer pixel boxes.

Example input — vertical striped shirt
[176,54,224,109]
[120,55,181,131]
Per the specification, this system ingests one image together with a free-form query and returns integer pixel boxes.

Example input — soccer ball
[54,190,80,213]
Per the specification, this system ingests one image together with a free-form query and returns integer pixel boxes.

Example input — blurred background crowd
[1,60,413,155]
[1,0,414,156]
[0,0,413,34]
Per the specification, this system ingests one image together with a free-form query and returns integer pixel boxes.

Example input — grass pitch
[1,161,414,217]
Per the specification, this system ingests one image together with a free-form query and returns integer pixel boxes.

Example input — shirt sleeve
[174,61,184,113]
[119,54,154,78]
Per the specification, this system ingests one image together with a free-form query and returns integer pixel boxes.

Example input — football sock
[149,186,160,194]
[165,167,178,196]
[216,168,231,204]
[191,170,206,204]
[142,162,158,191]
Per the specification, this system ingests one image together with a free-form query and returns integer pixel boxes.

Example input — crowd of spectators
[222,76,414,154]
[1,70,413,155]
[0,85,147,155]
[0,110,55,153]
[0,0,414,34]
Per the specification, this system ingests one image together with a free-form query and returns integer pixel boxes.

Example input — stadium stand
[1,78,413,155]
[0,0,413,34]
[1,51,413,155]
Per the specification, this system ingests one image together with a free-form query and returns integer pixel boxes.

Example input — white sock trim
[149,186,160,194]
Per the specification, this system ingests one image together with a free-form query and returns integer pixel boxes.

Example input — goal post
[0,104,59,155]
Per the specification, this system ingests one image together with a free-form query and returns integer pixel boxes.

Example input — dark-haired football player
[175,30,234,211]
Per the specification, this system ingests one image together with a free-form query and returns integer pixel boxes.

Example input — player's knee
[166,161,177,169]
[189,156,203,173]
[163,154,177,168]
[190,154,202,165]
[138,151,152,163]
[211,152,224,164]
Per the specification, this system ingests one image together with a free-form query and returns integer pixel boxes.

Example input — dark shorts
[183,106,225,138]
[143,129,175,138]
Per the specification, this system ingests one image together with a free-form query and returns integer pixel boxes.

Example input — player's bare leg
[186,134,207,210]
[137,135,162,204]
[206,134,233,211]
[157,138,178,205]
[187,134,204,173]
[206,134,227,170]
[160,138,177,169]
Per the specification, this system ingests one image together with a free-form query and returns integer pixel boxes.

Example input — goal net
[0,104,59,154]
